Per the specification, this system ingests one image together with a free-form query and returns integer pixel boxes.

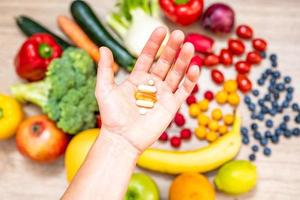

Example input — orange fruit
[169,173,215,200]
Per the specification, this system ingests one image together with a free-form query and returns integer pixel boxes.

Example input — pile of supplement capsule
[241,53,300,161]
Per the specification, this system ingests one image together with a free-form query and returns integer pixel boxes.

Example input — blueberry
[258,99,265,106]
[282,101,289,108]
[266,120,274,128]
[271,135,279,143]
[284,77,291,84]
[244,96,251,104]
[270,54,277,61]
[257,79,265,86]
[260,138,268,146]
[270,109,277,116]
[266,69,273,75]
[276,83,285,91]
[242,137,250,145]
[248,103,256,112]
[251,123,258,130]
[271,62,278,68]
[283,115,290,122]
[251,114,257,120]
[269,79,276,85]
[249,154,256,161]
[275,129,283,136]
[261,106,269,114]
[280,123,287,130]
[286,93,293,101]
[292,128,300,136]
[265,130,272,138]
[264,94,271,101]
[273,71,281,79]
[284,130,292,138]
[252,89,259,96]
[287,87,294,93]
[263,147,272,156]
[262,73,268,80]
[241,127,249,135]
[252,145,259,152]
[295,115,300,124]
[254,132,262,140]
[257,114,264,121]
[292,103,299,111]
[260,51,267,59]
[273,93,280,100]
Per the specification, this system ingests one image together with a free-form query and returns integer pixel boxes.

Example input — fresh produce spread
[1,0,299,199]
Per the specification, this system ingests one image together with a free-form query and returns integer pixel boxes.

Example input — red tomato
[204,91,214,101]
[252,38,267,51]
[174,113,185,127]
[235,61,251,74]
[170,136,181,148]
[211,69,224,84]
[159,131,168,141]
[180,128,192,139]
[192,84,199,94]
[237,74,252,93]
[189,55,203,68]
[246,51,262,64]
[186,95,197,105]
[219,49,233,66]
[236,25,253,39]
[204,54,219,67]
[228,39,245,55]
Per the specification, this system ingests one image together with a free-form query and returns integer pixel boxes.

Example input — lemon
[65,128,100,182]
[214,160,257,195]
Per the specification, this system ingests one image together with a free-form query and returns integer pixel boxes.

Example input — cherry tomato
[236,25,253,39]
[159,131,168,141]
[237,74,252,93]
[219,49,233,66]
[204,54,219,67]
[211,69,224,84]
[189,55,203,68]
[186,95,197,105]
[174,113,185,127]
[180,128,192,139]
[252,38,267,51]
[246,51,262,64]
[204,91,214,101]
[170,136,181,148]
[228,39,245,55]
[192,84,199,94]
[235,61,251,74]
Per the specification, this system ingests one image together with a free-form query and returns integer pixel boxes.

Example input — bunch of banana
[137,116,241,174]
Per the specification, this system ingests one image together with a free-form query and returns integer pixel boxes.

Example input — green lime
[214,160,257,195]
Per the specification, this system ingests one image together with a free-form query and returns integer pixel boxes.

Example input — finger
[96,47,115,97]
[165,42,194,92]
[150,30,185,80]
[132,27,167,73]
[175,65,200,106]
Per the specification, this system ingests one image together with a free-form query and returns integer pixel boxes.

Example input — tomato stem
[38,43,53,59]
[0,108,3,119]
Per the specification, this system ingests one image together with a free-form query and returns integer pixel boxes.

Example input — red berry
[204,91,214,101]
[180,128,192,139]
[219,49,233,66]
[228,39,245,55]
[174,113,185,127]
[235,61,251,74]
[192,84,199,94]
[184,33,214,54]
[96,115,102,128]
[204,54,219,67]
[246,51,262,64]
[211,69,224,84]
[170,136,181,148]
[252,38,267,52]
[237,74,252,93]
[236,25,253,39]
[186,95,197,105]
[189,55,203,68]
[159,132,168,141]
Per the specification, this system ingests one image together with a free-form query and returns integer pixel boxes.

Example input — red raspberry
[204,91,214,101]
[186,95,197,105]
[192,84,199,94]
[170,136,181,148]
[180,128,192,139]
[174,113,186,127]
[159,132,168,141]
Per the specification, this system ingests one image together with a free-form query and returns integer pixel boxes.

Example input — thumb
[96,47,115,98]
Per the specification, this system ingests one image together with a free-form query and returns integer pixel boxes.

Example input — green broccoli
[11,47,99,134]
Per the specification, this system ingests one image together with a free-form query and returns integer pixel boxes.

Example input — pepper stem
[174,0,189,5]
[38,43,53,59]
[0,108,3,119]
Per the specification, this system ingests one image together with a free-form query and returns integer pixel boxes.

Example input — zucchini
[71,0,136,72]
[16,16,71,50]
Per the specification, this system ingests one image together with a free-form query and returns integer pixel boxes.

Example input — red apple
[16,115,69,163]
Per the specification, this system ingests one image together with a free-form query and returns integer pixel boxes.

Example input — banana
[137,116,241,174]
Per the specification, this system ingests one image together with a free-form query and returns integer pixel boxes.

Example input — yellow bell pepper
[0,94,24,139]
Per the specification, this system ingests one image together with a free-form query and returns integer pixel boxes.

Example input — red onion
[202,3,235,33]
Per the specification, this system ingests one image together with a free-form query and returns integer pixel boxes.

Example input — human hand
[95,27,200,153]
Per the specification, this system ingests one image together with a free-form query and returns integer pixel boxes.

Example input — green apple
[125,173,160,200]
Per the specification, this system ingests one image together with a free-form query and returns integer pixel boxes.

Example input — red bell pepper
[15,33,62,81]
[159,0,204,26]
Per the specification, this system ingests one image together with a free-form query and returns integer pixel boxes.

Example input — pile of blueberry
[241,53,300,161]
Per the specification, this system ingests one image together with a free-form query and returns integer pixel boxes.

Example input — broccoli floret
[11,47,99,134]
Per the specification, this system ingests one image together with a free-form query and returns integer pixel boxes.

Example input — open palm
[95,27,200,152]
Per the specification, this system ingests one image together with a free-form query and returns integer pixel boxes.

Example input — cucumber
[71,0,136,72]
[16,16,71,50]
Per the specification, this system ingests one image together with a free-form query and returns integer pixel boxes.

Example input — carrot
[57,15,119,73]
